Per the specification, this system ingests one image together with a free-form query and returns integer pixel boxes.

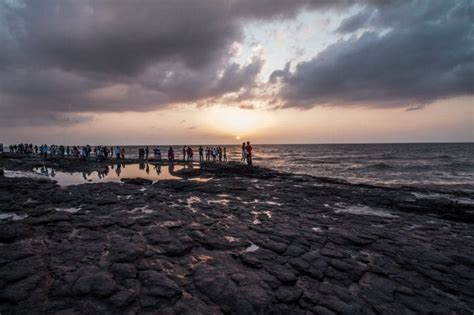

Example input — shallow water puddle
[334,204,398,218]
[207,199,230,206]
[265,201,282,206]
[0,212,28,221]
[244,244,260,252]
[4,170,43,179]
[190,177,213,182]
[224,236,239,242]
[186,196,201,213]
[129,206,154,214]
[55,207,82,213]
[5,163,207,186]
[251,210,272,225]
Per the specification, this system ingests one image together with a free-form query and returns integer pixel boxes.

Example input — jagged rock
[0,155,473,314]
[109,289,137,307]
[72,272,117,297]
[109,239,145,263]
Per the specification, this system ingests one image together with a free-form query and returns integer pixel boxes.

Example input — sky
[0,0,472,145]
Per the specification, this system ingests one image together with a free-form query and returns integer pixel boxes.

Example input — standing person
[218,147,222,162]
[168,147,175,162]
[157,147,161,161]
[241,142,247,163]
[121,148,125,159]
[114,146,120,159]
[199,146,204,162]
[145,146,149,160]
[186,146,192,162]
[224,147,227,162]
[245,141,253,166]
[182,146,187,162]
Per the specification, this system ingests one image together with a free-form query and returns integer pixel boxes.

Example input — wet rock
[255,239,288,254]
[160,239,194,257]
[290,251,328,280]
[109,239,145,263]
[285,245,306,257]
[1,156,473,314]
[72,272,117,297]
[0,224,31,243]
[275,285,303,303]
[266,264,297,284]
[110,263,137,280]
[139,270,181,307]
[193,264,273,313]
[0,275,41,303]
[121,178,153,185]
[109,289,137,307]
[0,256,40,282]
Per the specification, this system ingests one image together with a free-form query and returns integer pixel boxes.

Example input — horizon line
[2,141,473,147]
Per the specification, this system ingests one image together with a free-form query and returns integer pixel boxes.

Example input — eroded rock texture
[0,157,473,314]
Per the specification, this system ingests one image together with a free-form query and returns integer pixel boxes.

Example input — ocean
[121,143,473,193]
[4,143,473,193]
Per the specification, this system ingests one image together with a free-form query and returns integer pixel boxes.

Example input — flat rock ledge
[0,156,473,314]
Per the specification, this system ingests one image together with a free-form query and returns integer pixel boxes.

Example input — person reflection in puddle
[116,164,122,177]
[41,166,49,177]
[139,161,145,170]
[168,163,175,175]
[154,164,161,175]
[146,163,150,174]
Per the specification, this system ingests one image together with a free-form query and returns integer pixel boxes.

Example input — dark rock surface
[0,155,473,314]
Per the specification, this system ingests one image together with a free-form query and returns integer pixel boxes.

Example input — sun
[199,106,274,139]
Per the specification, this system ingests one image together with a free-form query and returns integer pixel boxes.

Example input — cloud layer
[1,0,472,126]
[272,0,473,109]
[3,0,356,125]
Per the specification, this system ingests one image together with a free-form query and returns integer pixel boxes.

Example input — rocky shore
[0,155,473,314]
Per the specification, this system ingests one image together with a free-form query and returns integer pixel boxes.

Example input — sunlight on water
[5,163,204,186]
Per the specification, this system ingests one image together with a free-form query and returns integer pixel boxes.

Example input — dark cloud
[336,9,372,33]
[273,0,473,109]
[2,0,355,125]
[2,0,471,126]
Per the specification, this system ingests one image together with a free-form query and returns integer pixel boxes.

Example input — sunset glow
[0,0,472,145]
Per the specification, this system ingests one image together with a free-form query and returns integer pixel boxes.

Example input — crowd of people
[2,142,255,165]
[5,143,126,161]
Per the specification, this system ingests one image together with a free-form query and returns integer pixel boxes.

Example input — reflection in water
[154,164,161,175]
[31,163,203,186]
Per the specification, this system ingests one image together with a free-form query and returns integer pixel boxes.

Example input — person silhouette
[245,141,253,166]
